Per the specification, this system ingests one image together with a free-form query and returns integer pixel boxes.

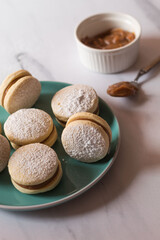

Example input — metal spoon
[107,56,160,97]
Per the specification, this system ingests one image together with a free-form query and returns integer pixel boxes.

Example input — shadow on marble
[127,37,160,71]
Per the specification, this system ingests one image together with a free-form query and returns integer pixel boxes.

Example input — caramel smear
[2,78,19,106]
[81,28,135,50]
[14,165,59,190]
[107,81,138,97]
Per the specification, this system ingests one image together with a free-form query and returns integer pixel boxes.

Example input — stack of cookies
[0,70,112,195]
[0,70,41,114]
[8,143,63,194]
[51,84,99,126]
[4,108,58,149]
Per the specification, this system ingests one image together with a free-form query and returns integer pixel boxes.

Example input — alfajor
[0,134,10,172]
[0,69,41,113]
[51,84,99,126]
[4,108,57,149]
[8,143,62,194]
[61,112,112,163]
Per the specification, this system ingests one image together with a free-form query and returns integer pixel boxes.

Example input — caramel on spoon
[107,56,160,97]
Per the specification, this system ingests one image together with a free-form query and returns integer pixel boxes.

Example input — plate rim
[0,81,120,211]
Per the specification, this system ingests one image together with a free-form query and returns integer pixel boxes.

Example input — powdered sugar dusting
[4,109,52,142]
[8,143,58,185]
[52,85,98,118]
[62,122,109,162]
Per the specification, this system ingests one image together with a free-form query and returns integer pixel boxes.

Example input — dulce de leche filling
[2,71,31,107]
[1,70,31,107]
[2,78,20,107]
[107,81,138,97]
[13,164,59,190]
[12,125,55,148]
[69,117,111,143]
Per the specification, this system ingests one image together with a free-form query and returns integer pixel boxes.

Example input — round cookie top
[51,84,99,121]
[0,134,10,172]
[61,119,110,162]
[4,108,53,145]
[8,143,59,185]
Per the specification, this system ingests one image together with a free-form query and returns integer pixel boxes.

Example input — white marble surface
[0,0,160,239]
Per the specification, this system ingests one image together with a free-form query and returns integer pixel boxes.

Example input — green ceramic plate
[0,81,120,211]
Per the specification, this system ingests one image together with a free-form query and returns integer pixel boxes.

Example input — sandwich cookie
[0,122,2,134]
[8,143,62,194]
[0,69,41,113]
[0,134,10,172]
[51,84,99,126]
[4,108,57,149]
[61,112,112,163]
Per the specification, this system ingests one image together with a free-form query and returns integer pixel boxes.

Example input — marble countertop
[0,0,160,239]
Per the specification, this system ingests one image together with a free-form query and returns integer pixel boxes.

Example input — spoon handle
[134,56,160,82]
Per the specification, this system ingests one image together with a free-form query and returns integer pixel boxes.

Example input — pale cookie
[8,143,62,194]
[0,69,41,113]
[0,134,10,172]
[4,108,57,148]
[10,125,58,150]
[61,112,112,163]
[51,84,99,126]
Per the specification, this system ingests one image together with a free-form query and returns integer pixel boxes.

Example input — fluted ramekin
[75,13,141,74]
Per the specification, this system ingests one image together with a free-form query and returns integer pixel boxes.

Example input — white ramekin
[75,13,141,74]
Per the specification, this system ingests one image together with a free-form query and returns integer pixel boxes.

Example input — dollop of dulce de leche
[81,28,135,50]
[107,81,138,97]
